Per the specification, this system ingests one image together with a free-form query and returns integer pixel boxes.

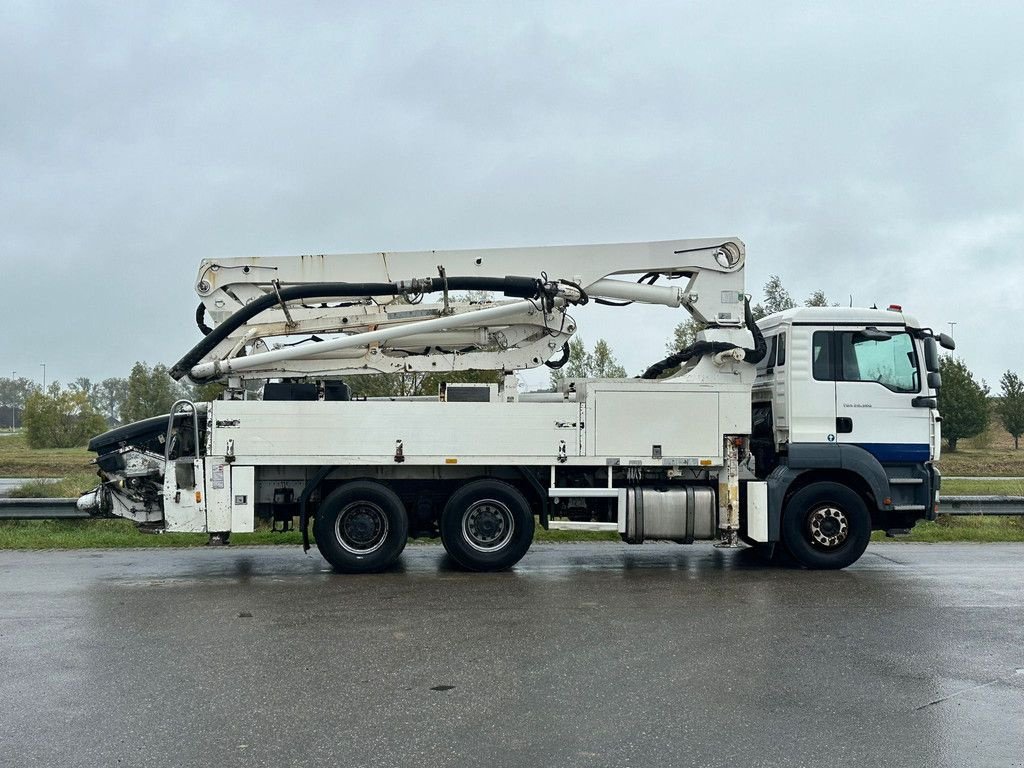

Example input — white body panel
[210,400,581,464]
[746,481,769,543]
[162,459,206,532]
[204,461,232,531]
[230,466,255,532]
[205,377,751,471]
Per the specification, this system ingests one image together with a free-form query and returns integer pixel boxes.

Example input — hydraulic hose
[195,303,213,336]
[544,341,571,370]
[171,276,545,380]
[639,299,766,379]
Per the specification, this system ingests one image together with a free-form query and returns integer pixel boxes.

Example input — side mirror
[923,337,940,372]
[928,371,942,390]
[937,333,956,350]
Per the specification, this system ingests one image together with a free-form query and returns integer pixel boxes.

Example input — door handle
[836,417,853,433]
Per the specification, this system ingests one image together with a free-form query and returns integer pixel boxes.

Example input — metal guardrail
[946,476,1024,481]
[0,496,1022,521]
[0,498,86,520]
[936,495,1024,516]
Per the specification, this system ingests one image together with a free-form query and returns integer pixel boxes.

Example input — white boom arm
[175,238,747,382]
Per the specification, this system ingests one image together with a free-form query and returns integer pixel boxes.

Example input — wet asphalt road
[1,542,1023,768]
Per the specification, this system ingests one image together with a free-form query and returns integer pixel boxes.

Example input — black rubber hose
[195,303,213,336]
[741,298,767,364]
[544,341,571,369]
[171,276,544,380]
[639,299,766,379]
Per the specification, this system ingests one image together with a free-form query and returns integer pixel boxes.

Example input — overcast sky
[2,1,1021,391]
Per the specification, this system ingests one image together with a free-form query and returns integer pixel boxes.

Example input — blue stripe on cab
[855,443,930,463]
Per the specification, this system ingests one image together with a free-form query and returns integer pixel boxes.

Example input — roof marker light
[888,304,902,312]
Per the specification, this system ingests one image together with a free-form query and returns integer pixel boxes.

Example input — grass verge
[0,433,93,477]
[940,478,1023,496]
[937,448,1024,477]
[870,515,1024,543]
[7,472,98,499]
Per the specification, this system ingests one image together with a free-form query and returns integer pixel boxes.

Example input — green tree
[120,362,188,423]
[751,276,833,319]
[22,383,107,448]
[347,369,499,398]
[93,377,128,421]
[589,339,627,378]
[559,338,589,378]
[997,370,1024,449]
[667,319,703,353]
[805,290,832,307]
[0,377,37,430]
[937,356,990,451]
[187,381,227,403]
[70,377,94,397]
[752,274,798,320]
[549,337,626,387]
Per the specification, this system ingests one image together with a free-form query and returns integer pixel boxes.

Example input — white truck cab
[752,306,948,548]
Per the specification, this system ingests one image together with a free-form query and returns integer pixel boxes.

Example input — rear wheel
[781,481,871,570]
[314,481,408,573]
[440,480,534,571]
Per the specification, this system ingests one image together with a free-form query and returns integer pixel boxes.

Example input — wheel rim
[807,504,850,550]
[461,498,515,553]
[335,501,389,555]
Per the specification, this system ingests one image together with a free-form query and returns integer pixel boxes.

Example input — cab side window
[812,330,919,392]
[812,331,834,380]
[839,331,919,393]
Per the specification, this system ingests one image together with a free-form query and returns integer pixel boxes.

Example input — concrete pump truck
[78,237,954,571]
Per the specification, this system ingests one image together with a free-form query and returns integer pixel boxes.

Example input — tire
[440,480,535,571]
[314,481,408,573]
[781,481,871,570]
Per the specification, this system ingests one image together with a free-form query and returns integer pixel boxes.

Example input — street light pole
[948,321,957,338]
[40,363,46,392]
[9,371,14,431]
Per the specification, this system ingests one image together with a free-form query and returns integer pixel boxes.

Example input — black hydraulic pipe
[172,276,544,380]
[639,299,766,379]
[195,303,213,336]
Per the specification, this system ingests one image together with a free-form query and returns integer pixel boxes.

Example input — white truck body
[80,238,952,571]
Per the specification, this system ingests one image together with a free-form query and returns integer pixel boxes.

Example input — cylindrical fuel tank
[623,486,717,544]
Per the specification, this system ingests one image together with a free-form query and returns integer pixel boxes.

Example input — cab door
[786,326,838,445]
[832,328,931,463]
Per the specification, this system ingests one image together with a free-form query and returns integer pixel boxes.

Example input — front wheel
[440,480,534,571]
[314,481,408,573]
[781,482,871,570]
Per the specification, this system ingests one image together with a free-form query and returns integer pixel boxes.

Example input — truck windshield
[839,331,919,393]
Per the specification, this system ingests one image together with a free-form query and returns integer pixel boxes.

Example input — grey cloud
[1,1,1021,387]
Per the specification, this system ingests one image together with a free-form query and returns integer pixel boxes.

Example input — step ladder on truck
[77,237,955,571]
